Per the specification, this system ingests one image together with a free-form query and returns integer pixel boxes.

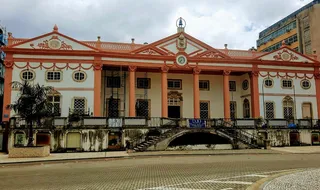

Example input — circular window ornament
[73,71,87,82]
[48,39,62,49]
[264,78,273,88]
[301,79,311,90]
[20,70,35,81]
[176,55,187,66]
[281,52,291,61]
[242,80,249,90]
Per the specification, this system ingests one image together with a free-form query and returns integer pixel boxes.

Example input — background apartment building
[257,0,320,59]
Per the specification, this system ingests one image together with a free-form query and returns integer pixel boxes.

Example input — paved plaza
[1,153,320,190]
[263,168,320,190]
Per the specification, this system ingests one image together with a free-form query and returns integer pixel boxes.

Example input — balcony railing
[8,117,320,129]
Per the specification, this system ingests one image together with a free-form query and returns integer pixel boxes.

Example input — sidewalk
[0,149,278,164]
[271,146,320,153]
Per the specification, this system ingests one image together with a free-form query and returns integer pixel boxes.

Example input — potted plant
[68,113,81,127]
[256,116,264,127]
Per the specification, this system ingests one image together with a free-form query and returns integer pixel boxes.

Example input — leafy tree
[7,81,53,146]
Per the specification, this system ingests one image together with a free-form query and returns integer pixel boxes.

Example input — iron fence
[7,117,320,129]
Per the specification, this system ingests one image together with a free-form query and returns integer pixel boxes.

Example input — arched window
[243,99,250,118]
[283,96,294,119]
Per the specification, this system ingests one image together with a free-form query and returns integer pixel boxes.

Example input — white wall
[258,72,318,119]
[11,62,94,117]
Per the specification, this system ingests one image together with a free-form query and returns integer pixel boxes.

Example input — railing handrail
[8,117,320,129]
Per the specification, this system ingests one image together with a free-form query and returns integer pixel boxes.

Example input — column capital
[249,71,259,77]
[128,65,137,72]
[161,65,169,73]
[193,67,201,74]
[4,60,14,68]
[93,62,103,70]
[223,70,231,76]
[314,73,320,80]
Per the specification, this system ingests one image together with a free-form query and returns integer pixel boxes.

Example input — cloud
[0,0,313,49]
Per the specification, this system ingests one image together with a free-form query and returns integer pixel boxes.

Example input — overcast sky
[0,0,313,49]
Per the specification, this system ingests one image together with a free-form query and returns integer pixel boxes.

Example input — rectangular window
[303,16,309,28]
[265,102,275,119]
[283,107,293,119]
[137,78,151,89]
[200,101,209,119]
[46,71,61,81]
[199,80,210,91]
[282,79,293,89]
[47,95,61,116]
[305,43,312,55]
[304,29,311,43]
[107,98,119,117]
[229,81,236,91]
[136,99,150,117]
[107,76,121,88]
[168,79,182,90]
[230,101,237,119]
[73,98,86,115]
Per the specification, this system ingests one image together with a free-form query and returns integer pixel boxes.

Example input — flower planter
[8,145,50,158]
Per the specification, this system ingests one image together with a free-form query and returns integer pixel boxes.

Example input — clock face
[176,55,187,66]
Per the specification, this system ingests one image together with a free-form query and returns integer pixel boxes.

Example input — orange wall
[258,29,298,51]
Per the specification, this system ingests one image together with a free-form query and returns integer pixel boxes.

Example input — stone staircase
[217,128,259,149]
[133,129,179,152]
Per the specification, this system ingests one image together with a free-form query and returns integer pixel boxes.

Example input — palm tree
[7,81,53,146]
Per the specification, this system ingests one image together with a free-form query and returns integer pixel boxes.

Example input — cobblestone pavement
[0,154,320,190]
[263,168,320,190]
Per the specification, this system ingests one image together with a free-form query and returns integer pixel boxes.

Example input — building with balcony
[0,24,8,151]
[1,19,320,152]
[257,0,320,59]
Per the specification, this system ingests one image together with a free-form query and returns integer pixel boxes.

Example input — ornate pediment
[256,47,315,63]
[30,35,73,50]
[168,91,183,101]
[10,25,98,51]
[196,51,225,58]
[131,32,230,58]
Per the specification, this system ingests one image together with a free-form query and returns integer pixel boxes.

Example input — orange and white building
[2,19,320,122]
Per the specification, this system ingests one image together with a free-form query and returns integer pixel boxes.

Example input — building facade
[2,20,320,123]
[0,24,8,151]
[257,0,320,59]
[2,19,320,152]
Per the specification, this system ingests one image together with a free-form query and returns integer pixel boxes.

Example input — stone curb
[246,169,303,190]
[0,151,279,166]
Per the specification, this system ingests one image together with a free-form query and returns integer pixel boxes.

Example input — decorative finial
[281,40,286,47]
[97,36,101,41]
[53,24,58,32]
[224,44,228,49]
[131,38,135,44]
[8,32,12,38]
[176,17,186,33]
[313,49,317,55]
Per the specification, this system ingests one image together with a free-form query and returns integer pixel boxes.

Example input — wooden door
[302,103,312,119]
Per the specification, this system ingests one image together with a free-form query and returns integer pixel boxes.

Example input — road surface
[0,154,319,190]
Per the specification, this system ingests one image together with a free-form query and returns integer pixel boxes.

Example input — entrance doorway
[168,106,181,118]
[167,91,183,119]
